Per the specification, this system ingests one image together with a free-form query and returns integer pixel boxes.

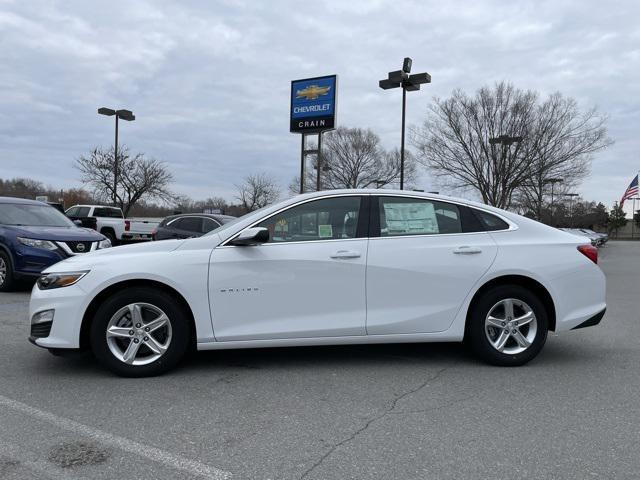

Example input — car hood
[7,225,104,241]
[43,238,187,273]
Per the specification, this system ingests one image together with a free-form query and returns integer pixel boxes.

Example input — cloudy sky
[1,0,638,211]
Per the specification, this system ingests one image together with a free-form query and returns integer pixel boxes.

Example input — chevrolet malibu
[28,190,606,377]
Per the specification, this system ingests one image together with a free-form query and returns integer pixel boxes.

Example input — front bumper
[28,281,89,349]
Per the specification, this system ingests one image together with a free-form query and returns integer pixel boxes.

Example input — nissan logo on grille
[76,243,86,252]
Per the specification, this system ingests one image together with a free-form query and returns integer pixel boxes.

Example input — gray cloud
[0,0,638,211]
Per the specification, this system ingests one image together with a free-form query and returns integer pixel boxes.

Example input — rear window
[473,210,510,231]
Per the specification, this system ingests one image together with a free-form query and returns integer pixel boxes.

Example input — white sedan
[29,190,606,376]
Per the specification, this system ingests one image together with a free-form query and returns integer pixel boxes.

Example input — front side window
[379,197,462,236]
[257,196,361,243]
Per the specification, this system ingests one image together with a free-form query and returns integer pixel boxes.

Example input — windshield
[0,203,76,227]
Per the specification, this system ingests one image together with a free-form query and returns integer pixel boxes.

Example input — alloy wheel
[105,303,172,366]
[484,298,538,355]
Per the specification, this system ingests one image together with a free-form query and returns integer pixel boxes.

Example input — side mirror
[230,227,269,246]
[73,219,83,226]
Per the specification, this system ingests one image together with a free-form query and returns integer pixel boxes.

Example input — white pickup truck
[65,205,159,244]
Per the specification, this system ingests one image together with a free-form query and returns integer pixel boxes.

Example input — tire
[0,250,15,292]
[101,229,117,246]
[466,285,548,366]
[90,287,192,377]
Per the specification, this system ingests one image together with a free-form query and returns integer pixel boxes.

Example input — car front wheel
[467,285,548,366]
[0,251,14,292]
[90,287,191,377]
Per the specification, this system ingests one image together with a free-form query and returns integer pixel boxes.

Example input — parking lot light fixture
[379,57,431,190]
[98,107,136,206]
[563,193,579,227]
[545,178,564,225]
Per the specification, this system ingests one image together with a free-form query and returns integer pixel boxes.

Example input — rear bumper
[571,308,606,330]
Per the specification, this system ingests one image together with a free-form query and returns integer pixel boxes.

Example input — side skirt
[197,332,462,351]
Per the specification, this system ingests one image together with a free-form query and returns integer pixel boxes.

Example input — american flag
[620,174,639,207]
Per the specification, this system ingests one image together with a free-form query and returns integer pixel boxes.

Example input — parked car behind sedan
[152,213,235,240]
[560,228,600,246]
[579,228,608,245]
[0,197,110,291]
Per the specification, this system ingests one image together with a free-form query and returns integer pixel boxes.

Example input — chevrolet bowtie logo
[296,85,331,101]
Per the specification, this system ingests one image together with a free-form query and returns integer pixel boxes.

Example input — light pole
[545,177,563,225]
[98,107,135,206]
[631,197,640,240]
[563,193,579,227]
[379,57,431,190]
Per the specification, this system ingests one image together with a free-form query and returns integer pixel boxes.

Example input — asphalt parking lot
[0,241,638,480]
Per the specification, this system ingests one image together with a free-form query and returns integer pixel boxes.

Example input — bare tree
[411,82,610,209]
[235,172,280,212]
[289,126,416,193]
[75,146,174,216]
[514,94,610,219]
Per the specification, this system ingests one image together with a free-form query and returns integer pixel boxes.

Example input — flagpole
[633,197,636,240]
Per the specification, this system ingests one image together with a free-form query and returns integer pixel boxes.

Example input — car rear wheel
[467,285,548,366]
[101,229,117,246]
[90,287,191,377]
[0,251,14,292]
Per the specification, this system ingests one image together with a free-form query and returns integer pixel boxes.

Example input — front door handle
[453,246,482,255]
[330,250,361,259]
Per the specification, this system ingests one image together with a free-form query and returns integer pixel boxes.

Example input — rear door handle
[453,246,482,255]
[330,250,361,259]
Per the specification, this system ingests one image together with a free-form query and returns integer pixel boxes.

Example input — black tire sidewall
[467,285,548,366]
[102,230,117,246]
[90,287,191,377]
[0,250,14,292]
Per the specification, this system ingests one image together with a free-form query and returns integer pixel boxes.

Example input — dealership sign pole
[290,75,337,193]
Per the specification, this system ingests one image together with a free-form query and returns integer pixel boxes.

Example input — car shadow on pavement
[185,342,476,372]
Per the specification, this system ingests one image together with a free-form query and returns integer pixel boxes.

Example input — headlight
[98,239,112,249]
[17,237,58,251]
[37,271,89,290]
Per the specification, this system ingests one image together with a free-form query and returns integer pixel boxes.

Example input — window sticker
[383,202,439,235]
[318,224,333,238]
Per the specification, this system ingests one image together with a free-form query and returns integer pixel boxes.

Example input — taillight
[577,244,598,264]
[125,220,130,231]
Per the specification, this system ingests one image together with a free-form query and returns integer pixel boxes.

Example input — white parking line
[0,395,232,479]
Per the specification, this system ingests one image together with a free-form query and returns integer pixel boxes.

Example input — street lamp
[563,193,579,227]
[98,107,135,206]
[379,57,431,190]
[545,177,563,225]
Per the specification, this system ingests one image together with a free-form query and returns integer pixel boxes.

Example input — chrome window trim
[219,192,517,248]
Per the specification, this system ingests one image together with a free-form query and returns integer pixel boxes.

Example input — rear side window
[177,217,203,233]
[379,197,462,236]
[202,218,220,233]
[473,209,510,231]
[93,207,123,218]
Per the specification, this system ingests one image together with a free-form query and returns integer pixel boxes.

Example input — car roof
[0,196,48,205]
[166,213,233,220]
